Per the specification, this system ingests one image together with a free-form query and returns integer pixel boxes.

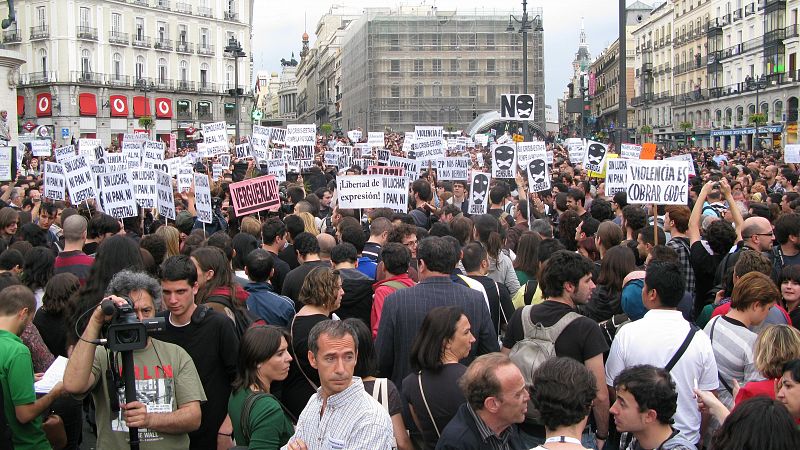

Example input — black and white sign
[376,149,390,164]
[415,126,444,141]
[100,171,138,219]
[156,170,176,220]
[54,145,77,163]
[143,141,165,170]
[469,172,491,215]
[516,142,546,173]
[785,145,800,163]
[177,166,193,193]
[437,157,471,181]
[286,124,316,146]
[582,140,608,173]
[194,173,213,224]
[491,143,517,179]
[565,138,585,163]
[62,154,97,204]
[251,125,271,159]
[291,144,314,161]
[235,143,252,160]
[78,139,102,161]
[324,151,340,167]
[388,155,420,182]
[43,162,65,201]
[131,169,157,209]
[368,132,384,148]
[269,127,286,145]
[500,94,535,121]
[122,141,142,167]
[202,121,228,156]
[620,143,642,160]
[31,140,51,157]
[626,160,689,205]
[605,159,628,195]
[347,130,362,143]
[411,138,445,162]
[664,154,697,177]
[527,157,551,193]
[0,147,11,181]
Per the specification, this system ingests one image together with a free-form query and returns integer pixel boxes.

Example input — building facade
[338,6,545,134]
[3,0,253,145]
[559,20,593,138]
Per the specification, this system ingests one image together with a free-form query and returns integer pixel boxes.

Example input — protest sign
[626,159,690,205]
[0,147,10,181]
[500,94,536,120]
[583,140,608,173]
[156,170,176,220]
[194,173,213,224]
[43,162,65,201]
[437,157,471,181]
[388,155,420,182]
[347,130,362,143]
[177,165,193,193]
[517,142,546,173]
[785,145,800,163]
[212,163,223,181]
[566,139,586,163]
[269,128,286,145]
[324,151,340,167]
[31,140,51,157]
[475,134,489,147]
[401,136,414,155]
[380,175,409,212]
[665,153,696,177]
[131,169,157,209]
[229,175,280,216]
[142,141,166,170]
[411,138,445,162]
[376,149,390,164]
[527,155,551,193]
[355,143,372,158]
[264,159,286,182]
[491,143,517,179]
[337,175,383,209]
[121,141,142,167]
[604,159,628,195]
[639,143,657,160]
[78,139,102,161]
[100,171,137,219]
[62,154,97,204]
[102,153,125,166]
[123,132,148,143]
[219,154,230,168]
[468,172,491,215]
[338,146,354,169]
[620,143,642,160]
[251,125,271,158]
[415,126,443,141]
[476,152,485,168]
[286,124,316,146]
[235,143,251,160]
[55,145,76,163]
[366,166,405,177]
[291,144,314,161]
[201,121,228,156]
[368,132,384,148]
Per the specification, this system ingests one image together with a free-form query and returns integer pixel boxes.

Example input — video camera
[100,298,165,352]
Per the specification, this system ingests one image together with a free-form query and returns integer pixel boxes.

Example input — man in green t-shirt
[64,270,206,449]
[0,285,65,450]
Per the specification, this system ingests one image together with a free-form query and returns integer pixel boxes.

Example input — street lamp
[746,74,767,150]
[136,78,156,133]
[225,36,246,143]
[506,0,543,141]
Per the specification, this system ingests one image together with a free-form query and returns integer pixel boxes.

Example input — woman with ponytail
[472,214,520,296]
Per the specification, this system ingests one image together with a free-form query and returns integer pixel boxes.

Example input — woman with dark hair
[578,245,636,322]
[190,246,252,333]
[780,264,800,328]
[15,222,48,247]
[228,326,294,449]
[449,216,473,247]
[345,318,413,450]
[401,306,473,450]
[20,246,55,310]
[472,214,519,296]
[558,210,582,251]
[514,231,541,286]
[282,266,343,419]
[34,273,80,357]
[696,395,800,449]
[0,206,19,243]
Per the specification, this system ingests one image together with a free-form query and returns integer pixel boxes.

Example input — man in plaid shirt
[664,206,695,297]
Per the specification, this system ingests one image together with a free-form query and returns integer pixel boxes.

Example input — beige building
[254,70,280,123]
[3,0,253,144]
[338,6,546,135]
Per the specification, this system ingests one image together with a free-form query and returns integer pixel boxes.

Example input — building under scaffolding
[340,6,545,134]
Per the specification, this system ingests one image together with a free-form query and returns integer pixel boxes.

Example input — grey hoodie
[623,429,697,450]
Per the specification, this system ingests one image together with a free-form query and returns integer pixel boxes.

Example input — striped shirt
[282,377,394,450]
[54,250,94,285]
[466,403,516,450]
[704,315,763,409]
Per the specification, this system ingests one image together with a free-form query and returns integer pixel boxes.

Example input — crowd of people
[2,130,800,450]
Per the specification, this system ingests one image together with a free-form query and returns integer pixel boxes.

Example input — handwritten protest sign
[143,141,165,170]
[380,175,409,212]
[517,142,545,173]
[286,124,316,146]
[291,144,314,161]
[604,159,628,195]
[376,149,390,164]
[368,132,384,148]
[620,143,642,160]
[566,139,586,164]
[665,153,696,177]
[251,125,271,159]
[337,175,383,209]
[415,126,443,140]
[347,130,362,143]
[264,159,286,182]
[131,169,157,209]
[0,148,10,181]
[202,122,228,156]
[62,154,97,204]
[156,171,176,220]
[436,157,471,181]
[31,140,51,157]
[355,143,372,158]
[194,173,213,224]
[388,155,420,182]
[639,143,657,160]
[468,172,491,215]
[229,175,280,216]
[177,165,193,193]
[785,145,800,163]
[55,145,76,163]
[100,171,137,218]
[78,139,102,161]
[324,151,340,167]
[43,162,65,201]
[121,141,142,167]
[411,138,445,161]
[235,143,251,160]
[626,159,689,205]
[269,128,286,145]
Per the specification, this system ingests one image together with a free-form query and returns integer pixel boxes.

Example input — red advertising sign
[110,95,129,117]
[36,93,52,117]
[229,175,281,216]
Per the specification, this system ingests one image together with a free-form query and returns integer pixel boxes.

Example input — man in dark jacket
[330,243,374,327]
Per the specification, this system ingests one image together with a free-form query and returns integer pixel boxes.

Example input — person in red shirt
[371,243,415,339]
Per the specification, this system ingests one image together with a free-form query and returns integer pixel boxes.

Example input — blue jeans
[518,428,597,450]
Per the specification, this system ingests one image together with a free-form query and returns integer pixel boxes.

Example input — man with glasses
[713,215,774,287]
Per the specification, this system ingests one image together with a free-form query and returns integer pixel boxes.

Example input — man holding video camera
[64,270,205,449]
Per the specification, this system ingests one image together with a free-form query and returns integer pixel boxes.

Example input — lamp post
[747,74,767,150]
[225,36,246,143]
[507,1,543,141]
[683,93,689,147]
[136,78,156,134]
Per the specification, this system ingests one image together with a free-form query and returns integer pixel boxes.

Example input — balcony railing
[224,11,238,21]
[30,25,49,40]
[198,110,214,120]
[175,41,194,54]
[175,2,192,14]
[77,26,98,40]
[154,0,170,11]
[176,80,195,92]
[197,6,213,18]
[132,35,151,48]
[20,71,57,86]
[154,78,173,90]
[108,74,130,87]
[177,109,193,120]
[2,29,21,43]
[154,38,173,51]
[73,71,105,85]
[108,31,129,45]
[198,82,217,93]
[197,44,215,56]
[130,0,149,6]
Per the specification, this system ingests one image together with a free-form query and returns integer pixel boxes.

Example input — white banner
[142,141,165,170]
[202,121,228,156]
[121,141,142,167]
[264,159,286,182]
[131,169,157,209]
[0,147,11,181]
[286,124,316,146]
[626,159,690,205]
[337,175,409,211]
[177,165,193,193]
[54,145,77,163]
[436,157,471,181]
[411,138,445,162]
[100,171,138,218]
[492,143,517,179]
[620,143,642,160]
[388,155,420,182]
[368,132,384,148]
[468,172,491,215]
[583,140,609,173]
[31,140,51,157]
[156,170,176,220]
[62,154,97,204]
[43,162,65,201]
[194,173,213,224]
[415,126,443,141]
[664,153,697,177]
[605,159,628,195]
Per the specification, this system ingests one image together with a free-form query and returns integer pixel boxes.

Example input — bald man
[714,216,775,286]
[316,232,336,262]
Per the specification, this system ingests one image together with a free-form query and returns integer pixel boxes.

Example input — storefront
[710,125,783,151]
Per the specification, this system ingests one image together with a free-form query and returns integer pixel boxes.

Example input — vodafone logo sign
[113,98,125,113]
[109,95,129,117]
[36,93,52,117]
[38,97,49,112]
[155,98,172,118]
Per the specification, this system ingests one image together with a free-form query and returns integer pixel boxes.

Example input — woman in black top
[34,273,80,357]
[577,245,636,322]
[281,267,343,419]
[780,265,800,329]
[401,306,474,450]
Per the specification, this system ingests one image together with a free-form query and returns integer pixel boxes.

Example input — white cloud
[252,1,621,108]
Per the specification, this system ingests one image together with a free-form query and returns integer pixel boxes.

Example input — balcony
[2,29,21,44]
[198,82,217,94]
[154,78,173,90]
[30,25,49,40]
[73,71,105,85]
[108,31,129,45]
[224,11,238,21]
[175,2,192,14]
[132,35,151,48]
[107,74,130,87]
[175,41,194,54]
[77,26,98,40]
[197,44,215,56]
[154,0,170,11]
[197,6,213,18]
[130,0,148,6]
[21,71,56,86]
[765,0,786,13]
[154,38,173,51]
[176,80,195,92]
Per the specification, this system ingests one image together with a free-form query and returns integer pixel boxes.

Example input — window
[469,84,478,98]
[450,36,458,49]
[468,60,477,73]
[511,60,520,72]
[136,55,145,80]
[178,25,187,44]
[451,85,460,97]
[432,59,441,72]
[136,18,144,40]
[36,6,46,27]
[414,83,424,97]
[228,0,236,14]
[200,28,209,47]
[180,60,188,81]
[414,60,423,72]
[38,48,47,73]
[468,34,476,48]
[487,60,496,73]
[198,101,212,118]
[200,62,209,86]
[736,106,744,123]
[226,65,233,88]
[487,85,496,102]
[450,59,459,72]
[774,100,783,122]
[112,53,122,79]
[158,58,167,83]
[111,13,121,32]
[433,82,442,97]
[390,85,400,98]
[390,60,400,73]
[81,49,91,74]
[486,34,495,49]
[79,7,90,27]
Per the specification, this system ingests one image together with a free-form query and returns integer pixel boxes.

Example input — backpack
[508,306,581,423]
[381,280,410,293]
[206,294,264,340]
[702,204,724,218]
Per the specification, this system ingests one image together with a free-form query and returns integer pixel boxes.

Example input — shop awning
[109,95,129,117]
[79,93,97,116]
[133,96,151,118]
[17,96,24,116]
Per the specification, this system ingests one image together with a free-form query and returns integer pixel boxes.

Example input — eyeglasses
[744,232,774,239]
[403,240,418,248]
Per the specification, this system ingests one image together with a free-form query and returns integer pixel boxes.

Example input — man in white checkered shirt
[283,320,394,450]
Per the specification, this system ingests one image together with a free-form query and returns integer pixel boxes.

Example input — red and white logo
[36,93,51,117]
[110,95,128,117]
[22,121,35,132]
[155,98,172,118]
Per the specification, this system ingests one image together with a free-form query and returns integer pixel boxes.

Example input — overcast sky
[251,1,631,108]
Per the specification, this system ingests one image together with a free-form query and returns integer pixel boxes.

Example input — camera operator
[63,270,205,449]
